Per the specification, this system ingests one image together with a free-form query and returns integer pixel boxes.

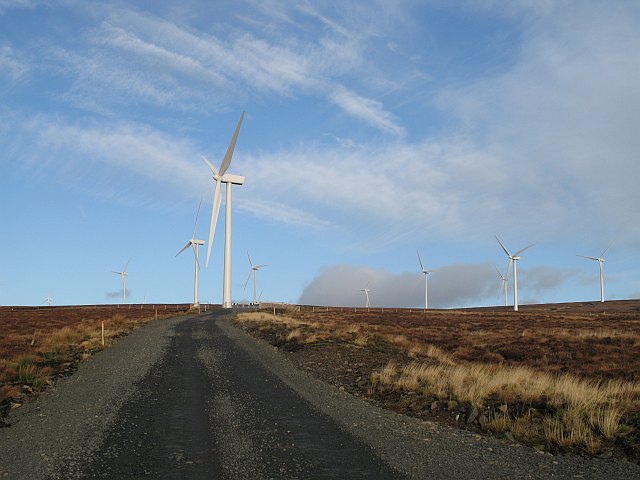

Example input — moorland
[236,300,640,463]
[0,304,193,418]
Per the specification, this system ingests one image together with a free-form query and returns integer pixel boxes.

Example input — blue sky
[1,0,639,308]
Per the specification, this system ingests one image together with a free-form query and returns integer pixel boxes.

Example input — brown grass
[234,303,640,458]
[0,304,193,410]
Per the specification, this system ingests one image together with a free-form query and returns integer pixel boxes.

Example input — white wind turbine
[42,294,53,306]
[578,244,611,303]
[112,259,130,304]
[495,263,512,307]
[358,288,371,308]
[417,251,436,310]
[203,112,246,309]
[176,200,205,307]
[244,252,268,305]
[495,235,534,311]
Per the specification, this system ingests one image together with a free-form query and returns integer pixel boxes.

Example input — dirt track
[0,310,639,479]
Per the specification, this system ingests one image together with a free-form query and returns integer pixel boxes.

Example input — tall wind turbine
[112,259,130,304]
[495,236,534,311]
[176,200,205,307]
[578,244,611,303]
[358,288,371,308]
[244,252,268,305]
[417,251,436,310]
[203,112,246,308]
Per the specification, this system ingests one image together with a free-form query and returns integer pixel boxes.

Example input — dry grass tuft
[354,333,370,347]
[371,358,638,452]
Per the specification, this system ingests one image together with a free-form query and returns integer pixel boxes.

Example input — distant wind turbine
[176,200,206,307]
[495,236,534,311]
[42,294,53,307]
[578,244,611,303]
[417,251,436,310]
[494,264,510,307]
[244,252,268,305]
[358,288,371,308]
[203,112,246,308]
[112,259,130,304]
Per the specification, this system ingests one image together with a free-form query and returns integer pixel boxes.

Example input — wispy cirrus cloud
[0,44,29,81]
[0,0,40,14]
[328,85,405,136]
[13,115,207,202]
[29,3,404,135]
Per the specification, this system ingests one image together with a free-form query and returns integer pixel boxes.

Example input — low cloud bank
[299,264,574,308]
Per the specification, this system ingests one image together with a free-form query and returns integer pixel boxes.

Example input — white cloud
[12,116,207,205]
[0,44,28,81]
[328,85,405,136]
[0,0,40,14]
[434,2,640,244]
[36,4,402,133]
[238,199,333,229]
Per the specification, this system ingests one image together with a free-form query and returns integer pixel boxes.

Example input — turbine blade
[258,288,264,301]
[219,112,245,176]
[494,235,511,257]
[417,250,425,272]
[192,198,203,239]
[514,243,535,256]
[206,179,222,268]
[577,254,599,261]
[176,241,191,257]
[247,251,253,268]
[506,258,512,279]
[600,243,613,258]
[494,264,505,280]
[123,258,131,273]
[202,155,218,176]
[244,269,253,290]
[255,264,268,269]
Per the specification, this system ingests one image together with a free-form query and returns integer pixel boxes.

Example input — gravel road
[1,310,639,479]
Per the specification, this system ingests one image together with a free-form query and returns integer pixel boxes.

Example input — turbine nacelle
[219,173,245,185]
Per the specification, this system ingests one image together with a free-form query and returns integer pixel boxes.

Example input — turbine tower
[495,235,534,311]
[203,112,246,309]
[176,200,205,307]
[417,251,436,310]
[358,288,371,308]
[112,259,130,304]
[578,244,611,303]
[244,252,268,305]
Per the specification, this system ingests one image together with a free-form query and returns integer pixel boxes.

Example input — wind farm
[2,1,640,476]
